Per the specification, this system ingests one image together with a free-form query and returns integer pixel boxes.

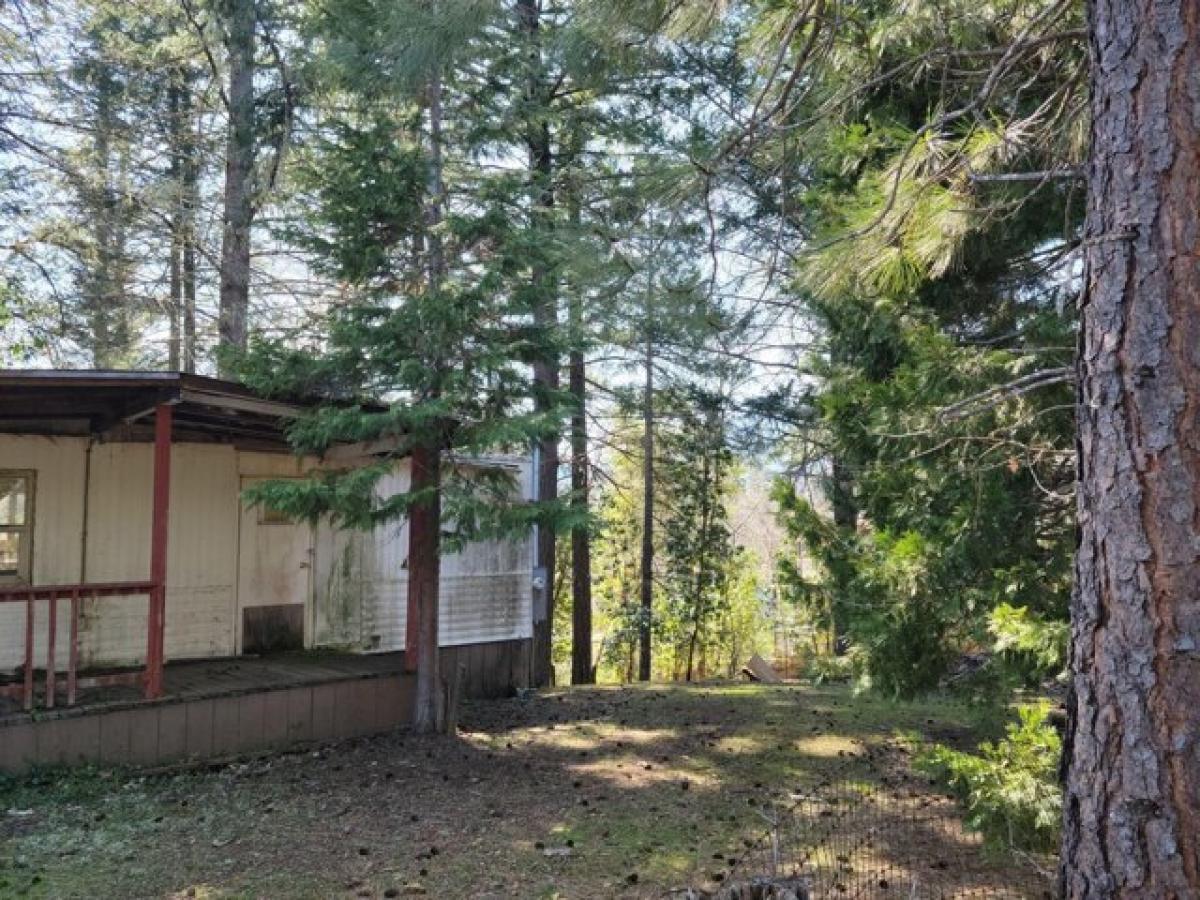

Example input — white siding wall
[1,434,533,671]
[0,436,87,669]
[238,451,313,479]
[0,438,244,669]
[312,464,409,650]
[311,457,534,652]
[79,443,241,666]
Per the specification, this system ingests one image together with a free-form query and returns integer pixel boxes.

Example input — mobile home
[0,370,535,771]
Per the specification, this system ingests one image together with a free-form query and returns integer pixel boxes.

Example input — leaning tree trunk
[1062,2,1200,895]
[218,0,254,364]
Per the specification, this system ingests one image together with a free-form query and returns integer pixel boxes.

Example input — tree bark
[685,447,715,683]
[182,129,198,375]
[569,343,594,684]
[218,0,254,364]
[638,298,654,682]
[828,457,856,654]
[565,140,593,686]
[83,53,133,369]
[403,63,450,733]
[424,68,446,290]
[408,442,444,734]
[167,71,197,372]
[1062,2,1200,894]
[167,77,183,372]
[519,0,560,689]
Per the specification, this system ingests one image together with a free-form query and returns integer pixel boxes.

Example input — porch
[0,370,311,710]
[0,637,531,774]
[0,651,414,774]
[0,370,535,773]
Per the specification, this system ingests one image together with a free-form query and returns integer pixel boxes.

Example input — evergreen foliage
[232,0,579,544]
[764,0,1082,695]
[918,702,1063,852]
[1,0,1089,711]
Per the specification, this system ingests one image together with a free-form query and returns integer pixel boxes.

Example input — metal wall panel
[312,457,535,653]
[1,435,534,671]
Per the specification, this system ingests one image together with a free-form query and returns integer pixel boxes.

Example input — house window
[259,504,292,525]
[0,471,33,583]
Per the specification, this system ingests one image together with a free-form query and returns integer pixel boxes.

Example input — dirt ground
[0,682,1052,899]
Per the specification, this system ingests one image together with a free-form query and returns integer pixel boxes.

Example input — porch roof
[0,369,305,450]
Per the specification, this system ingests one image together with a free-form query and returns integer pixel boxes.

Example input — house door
[236,477,314,655]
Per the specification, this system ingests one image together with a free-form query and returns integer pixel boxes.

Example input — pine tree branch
[969,167,1084,184]
[937,367,1075,422]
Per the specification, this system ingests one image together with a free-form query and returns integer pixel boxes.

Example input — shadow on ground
[0,682,1049,899]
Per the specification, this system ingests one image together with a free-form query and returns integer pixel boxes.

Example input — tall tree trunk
[519,0,560,689]
[569,342,593,684]
[218,0,255,364]
[638,300,654,682]
[1062,2,1200,894]
[182,134,198,374]
[424,70,446,289]
[168,100,182,372]
[408,441,444,734]
[685,451,714,683]
[167,74,187,371]
[564,142,593,686]
[828,457,856,653]
[85,55,133,369]
[404,64,449,734]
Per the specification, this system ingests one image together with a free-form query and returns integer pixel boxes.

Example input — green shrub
[861,600,954,697]
[988,602,1069,680]
[917,702,1062,852]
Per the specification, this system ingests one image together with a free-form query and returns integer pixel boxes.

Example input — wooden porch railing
[0,581,156,711]
[0,401,173,714]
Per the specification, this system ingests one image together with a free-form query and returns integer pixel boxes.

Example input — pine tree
[734,0,1085,695]
[658,385,737,681]
[236,0,575,731]
[215,0,256,359]
[0,0,301,368]
[1062,1,1200,891]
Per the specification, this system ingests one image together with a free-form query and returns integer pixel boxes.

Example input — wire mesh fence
[684,777,1057,899]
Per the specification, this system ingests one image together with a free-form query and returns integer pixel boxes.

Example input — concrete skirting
[0,672,413,775]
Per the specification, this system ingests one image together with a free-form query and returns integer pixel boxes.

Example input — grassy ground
[0,682,1049,899]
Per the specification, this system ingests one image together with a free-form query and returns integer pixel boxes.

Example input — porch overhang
[0,369,303,450]
[0,370,309,707]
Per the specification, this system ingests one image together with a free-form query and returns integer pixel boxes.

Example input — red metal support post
[45,590,57,708]
[22,592,34,711]
[144,402,172,699]
[68,589,80,707]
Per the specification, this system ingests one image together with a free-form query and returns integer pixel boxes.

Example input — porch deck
[0,650,407,720]
[0,651,414,774]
